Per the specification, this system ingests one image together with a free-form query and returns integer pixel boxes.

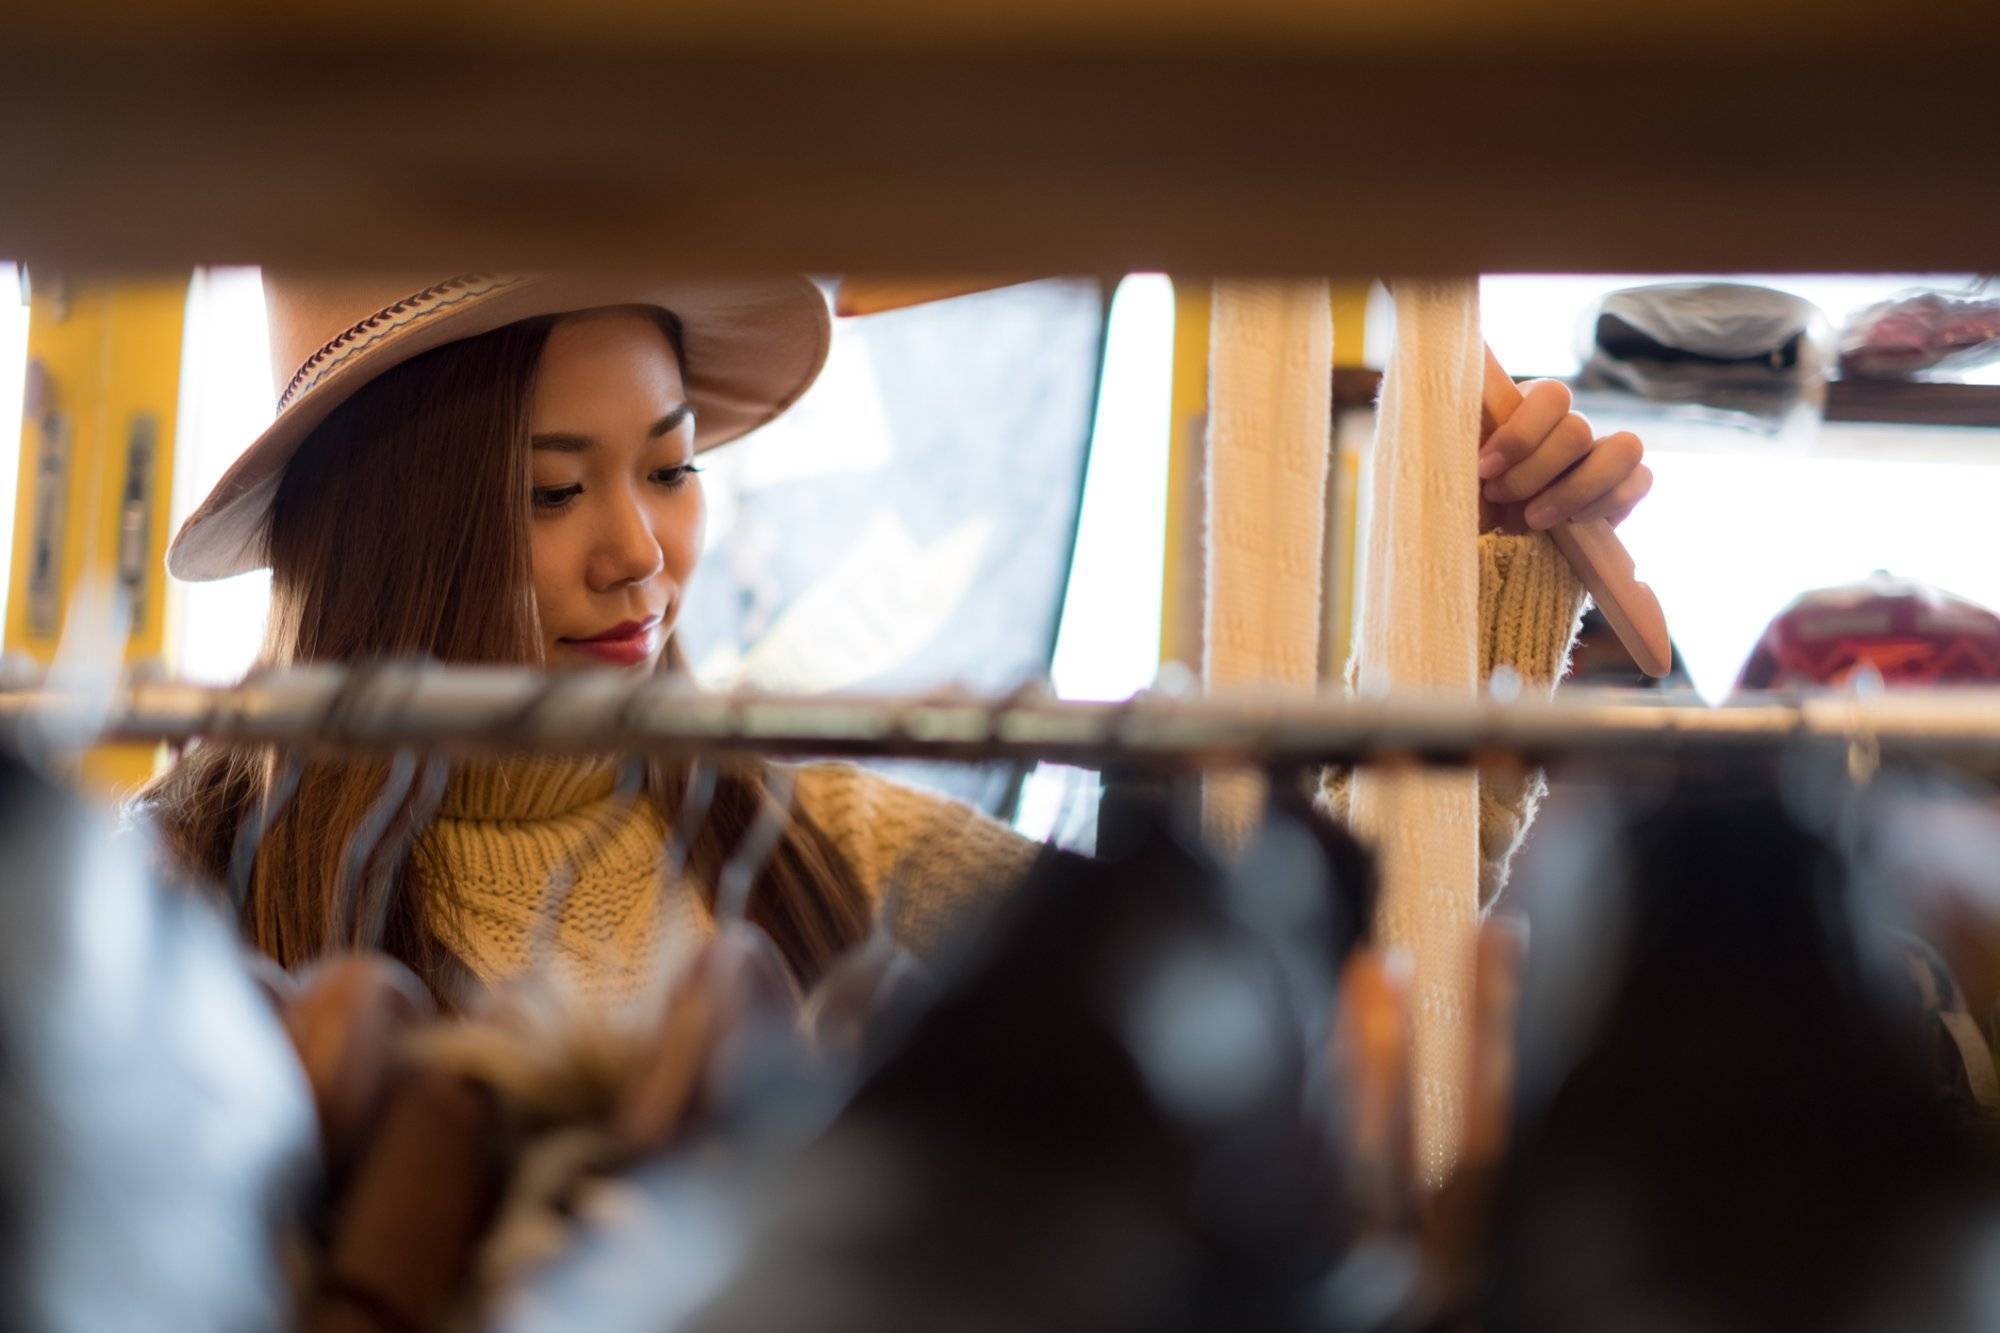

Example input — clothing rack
[6,662,2000,772]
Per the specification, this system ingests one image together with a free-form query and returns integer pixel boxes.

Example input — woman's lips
[560,618,661,667]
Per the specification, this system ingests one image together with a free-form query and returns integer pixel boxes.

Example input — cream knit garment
[1201,279,1332,848]
[415,758,1039,1007]
[1320,537,1582,903]
[1344,278,1550,1182]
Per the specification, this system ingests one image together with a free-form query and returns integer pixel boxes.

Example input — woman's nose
[591,493,666,591]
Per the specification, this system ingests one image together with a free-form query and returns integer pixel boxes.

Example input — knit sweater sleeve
[789,762,1043,957]
[1316,531,1586,908]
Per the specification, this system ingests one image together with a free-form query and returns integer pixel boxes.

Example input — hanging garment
[1484,773,2000,1333]
[496,796,1378,1333]
[1346,279,1485,1183]
[1202,279,1332,849]
[310,1067,504,1333]
[282,952,435,1174]
[0,749,318,1330]
[291,920,829,1331]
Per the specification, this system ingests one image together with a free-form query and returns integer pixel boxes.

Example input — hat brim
[167,273,831,582]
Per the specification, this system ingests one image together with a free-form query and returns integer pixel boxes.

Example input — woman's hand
[1476,379,1651,535]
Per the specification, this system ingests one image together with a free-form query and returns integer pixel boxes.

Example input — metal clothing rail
[3,663,2000,771]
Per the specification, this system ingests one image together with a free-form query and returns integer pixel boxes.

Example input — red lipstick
[559,617,661,667]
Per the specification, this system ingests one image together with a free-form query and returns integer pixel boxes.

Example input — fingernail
[1477,450,1507,479]
[1525,502,1556,529]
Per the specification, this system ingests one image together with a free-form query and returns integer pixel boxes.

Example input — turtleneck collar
[438,754,630,822]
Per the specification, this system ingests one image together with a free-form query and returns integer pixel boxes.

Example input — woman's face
[527,308,704,670]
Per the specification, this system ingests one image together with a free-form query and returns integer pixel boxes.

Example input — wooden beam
[4,7,1998,272]
[10,0,1989,58]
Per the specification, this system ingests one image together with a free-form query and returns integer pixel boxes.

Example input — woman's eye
[532,484,583,511]
[653,463,703,490]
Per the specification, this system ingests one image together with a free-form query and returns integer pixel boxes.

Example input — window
[169,267,274,683]
[1014,274,1174,843]
[1481,274,2000,700]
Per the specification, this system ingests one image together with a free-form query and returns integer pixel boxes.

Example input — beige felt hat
[167,271,832,581]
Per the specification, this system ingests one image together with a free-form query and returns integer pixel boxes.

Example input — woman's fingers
[1520,432,1645,530]
[1477,381,1654,534]
[1478,379,1572,482]
[1571,461,1654,529]
[1484,408,1594,506]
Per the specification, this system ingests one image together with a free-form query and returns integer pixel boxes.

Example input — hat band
[277,273,530,411]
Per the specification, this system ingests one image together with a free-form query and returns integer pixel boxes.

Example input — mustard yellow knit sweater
[416,533,1583,1005]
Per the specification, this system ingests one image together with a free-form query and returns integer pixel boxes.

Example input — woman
[142,272,1650,1007]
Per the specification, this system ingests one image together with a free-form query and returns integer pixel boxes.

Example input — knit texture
[1336,278,1585,1185]
[1201,278,1332,848]
[1318,533,1585,906]
[415,759,1039,1007]
[1345,283,1483,1189]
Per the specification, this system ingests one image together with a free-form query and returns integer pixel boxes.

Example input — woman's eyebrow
[532,404,694,452]
[649,404,695,438]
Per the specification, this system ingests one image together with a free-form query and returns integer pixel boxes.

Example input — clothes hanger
[712,762,797,926]
[1461,914,1527,1171]
[279,749,443,1214]
[802,905,926,1056]
[227,663,443,1210]
[317,658,437,948]
[228,748,303,917]
[1334,945,1415,1233]
[1480,344,1672,678]
[806,685,1028,1053]
[223,658,373,923]
[652,757,719,972]
[617,760,801,1152]
[331,748,418,948]
[352,752,449,953]
[526,755,647,974]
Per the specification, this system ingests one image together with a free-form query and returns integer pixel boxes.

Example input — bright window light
[0,266,27,636]
[170,267,273,683]
[1014,273,1174,843]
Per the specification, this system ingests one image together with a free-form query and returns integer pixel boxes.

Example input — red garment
[1735,573,2000,692]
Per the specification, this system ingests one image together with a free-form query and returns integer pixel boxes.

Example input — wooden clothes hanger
[1479,344,1672,678]
[836,277,1673,679]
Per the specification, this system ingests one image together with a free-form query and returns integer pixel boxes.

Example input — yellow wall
[7,275,186,795]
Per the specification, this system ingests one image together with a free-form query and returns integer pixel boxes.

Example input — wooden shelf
[3,2,1999,272]
[1332,368,2000,432]
[1824,380,2000,428]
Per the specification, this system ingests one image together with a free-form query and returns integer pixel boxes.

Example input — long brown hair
[140,312,870,1001]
